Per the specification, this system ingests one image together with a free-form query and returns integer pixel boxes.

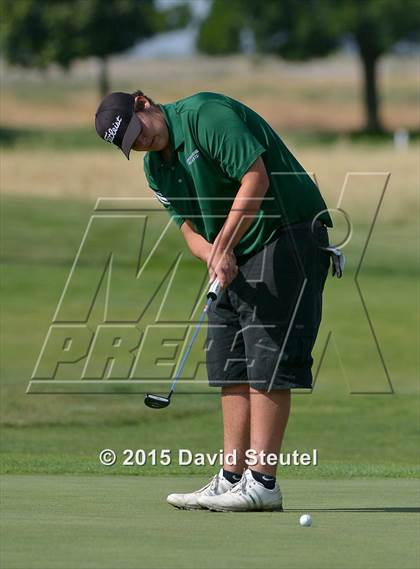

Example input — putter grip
[207,279,221,301]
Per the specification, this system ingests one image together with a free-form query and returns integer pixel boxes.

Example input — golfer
[95,90,333,512]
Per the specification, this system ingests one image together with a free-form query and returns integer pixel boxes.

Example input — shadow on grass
[284,128,420,146]
[1,125,419,150]
[286,507,420,513]
[0,125,104,149]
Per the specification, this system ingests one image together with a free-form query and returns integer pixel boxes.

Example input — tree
[197,0,420,133]
[0,0,191,98]
[197,0,243,55]
[74,0,158,97]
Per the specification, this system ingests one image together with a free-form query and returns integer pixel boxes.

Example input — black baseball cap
[95,92,142,159]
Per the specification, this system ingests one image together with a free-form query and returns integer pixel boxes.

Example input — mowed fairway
[1,476,419,569]
[1,54,419,569]
[1,152,419,568]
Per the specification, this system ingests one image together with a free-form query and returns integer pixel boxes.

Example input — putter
[144,279,222,409]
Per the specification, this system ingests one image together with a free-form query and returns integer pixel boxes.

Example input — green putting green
[1,190,419,568]
[1,476,419,569]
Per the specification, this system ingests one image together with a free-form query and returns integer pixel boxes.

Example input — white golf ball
[299,514,312,527]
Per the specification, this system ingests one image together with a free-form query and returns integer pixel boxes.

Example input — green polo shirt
[143,92,332,259]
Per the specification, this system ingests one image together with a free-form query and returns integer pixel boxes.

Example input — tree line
[1,0,418,133]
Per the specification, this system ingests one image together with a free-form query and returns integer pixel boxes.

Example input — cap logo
[104,115,122,143]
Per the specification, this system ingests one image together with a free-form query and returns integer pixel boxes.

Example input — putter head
[144,393,171,409]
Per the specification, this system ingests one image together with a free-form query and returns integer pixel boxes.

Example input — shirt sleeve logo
[186,149,200,166]
[103,115,123,143]
[153,191,170,206]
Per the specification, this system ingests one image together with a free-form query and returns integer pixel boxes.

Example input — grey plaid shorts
[205,221,330,391]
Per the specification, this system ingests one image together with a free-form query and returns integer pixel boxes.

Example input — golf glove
[324,246,345,279]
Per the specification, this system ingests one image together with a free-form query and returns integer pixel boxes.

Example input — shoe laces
[196,473,220,495]
[230,475,248,496]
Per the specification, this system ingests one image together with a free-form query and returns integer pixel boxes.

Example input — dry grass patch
[2,144,418,225]
[2,54,418,132]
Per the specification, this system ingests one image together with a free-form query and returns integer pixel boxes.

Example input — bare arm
[208,156,270,285]
[180,220,212,263]
[179,157,269,288]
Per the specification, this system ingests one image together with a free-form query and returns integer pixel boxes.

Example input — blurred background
[0,0,419,478]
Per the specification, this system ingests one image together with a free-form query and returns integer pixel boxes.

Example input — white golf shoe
[197,468,283,512]
[167,468,235,510]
